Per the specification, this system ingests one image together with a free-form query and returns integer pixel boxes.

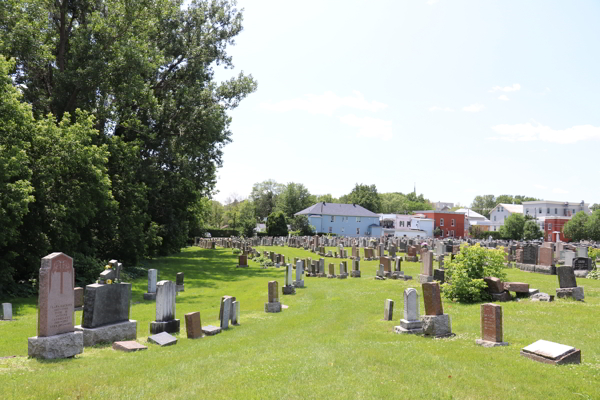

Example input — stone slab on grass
[148,332,177,347]
[113,341,147,352]
[521,340,581,365]
[201,325,221,336]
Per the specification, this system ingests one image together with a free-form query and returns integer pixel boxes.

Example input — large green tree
[267,211,288,237]
[584,209,600,241]
[250,180,284,220]
[343,184,382,213]
[276,182,315,219]
[563,211,589,242]
[470,195,496,218]
[1,0,256,286]
[499,213,526,240]
[523,220,543,240]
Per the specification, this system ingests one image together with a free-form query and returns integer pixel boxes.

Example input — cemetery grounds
[0,246,599,400]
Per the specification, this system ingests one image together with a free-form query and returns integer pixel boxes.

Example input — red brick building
[418,211,465,238]
[541,217,571,242]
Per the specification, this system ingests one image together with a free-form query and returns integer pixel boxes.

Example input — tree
[584,209,600,241]
[250,180,284,220]
[267,211,288,237]
[276,183,315,219]
[495,195,514,204]
[470,195,496,218]
[441,244,506,303]
[514,195,539,204]
[590,204,600,212]
[344,184,382,213]
[291,215,316,236]
[434,227,443,237]
[499,213,526,240]
[238,200,256,237]
[1,0,256,275]
[315,194,336,203]
[523,220,543,240]
[209,200,225,228]
[563,211,589,242]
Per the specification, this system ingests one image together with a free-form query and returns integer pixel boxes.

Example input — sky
[206,0,600,208]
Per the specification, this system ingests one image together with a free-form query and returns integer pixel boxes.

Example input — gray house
[295,203,381,237]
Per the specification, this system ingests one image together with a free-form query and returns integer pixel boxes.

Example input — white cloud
[260,91,387,116]
[429,106,454,112]
[498,95,509,101]
[462,104,485,112]
[489,83,521,93]
[490,121,600,144]
[339,114,393,141]
[553,188,569,194]
[534,184,547,190]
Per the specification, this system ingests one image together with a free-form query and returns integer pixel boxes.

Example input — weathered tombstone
[220,297,232,329]
[265,281,282,313]
[476,303,508,347]
[185,312,203,339]
[112,341,147,352]
[148,331,177,347]
[327,263,336,278]
[418,250,434,283]
[394,288,423,334]
[383,299,394,321]
[73,287,84,311]
[420,282,452,338]
[555,266,584,300]
[337,262,348,279]
[523,244,538,265]
[294,260,305,288]
[351,259,361,277]
[143,269,158,300]
[521,340,581,365]
[149,280,180,334]
[231,301,240,325]
[283,264,296,294]
[28,253,84,359]
[2,303,12,321]
[237,254,249,268]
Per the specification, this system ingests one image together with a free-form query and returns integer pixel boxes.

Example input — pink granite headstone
[38,253,75,337]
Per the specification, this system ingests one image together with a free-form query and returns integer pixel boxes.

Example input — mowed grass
[0,245,599,400]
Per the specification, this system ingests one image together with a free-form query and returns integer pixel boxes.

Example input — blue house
[295,203,381,237]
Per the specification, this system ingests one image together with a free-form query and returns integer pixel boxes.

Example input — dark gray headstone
[557,266,577,288]
[82,283,131,328]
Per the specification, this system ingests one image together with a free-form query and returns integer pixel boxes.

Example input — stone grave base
[574,270,589,278]
[28,331,84,359]
[75,319,137,347]
[150,319,180,334]
[236,264,249,268]
[282,285,296,295]
[490,291,512,302]
[351,271,361,278]
[418,274,433,284]
[516,288,539,298]
[394,319,423,334]
[327,274,336,279]
[421,314,452,338]
[293,280,305,288]
[375,276,386,280]
[515,263,556,275]
[520,349,581,365]
[476,339,509,347]
[317,273,326,278]
[113,341,147,352]
[337,274,348,279]
[556,287,584,301]
[176,285,184,292]
[391,271,404,279]
[265,302,282,313]
[405,256,418,262]
[202,325,221,336]
[143,292,156,300]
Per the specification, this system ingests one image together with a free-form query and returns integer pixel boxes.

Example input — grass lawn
[0,245,599,400]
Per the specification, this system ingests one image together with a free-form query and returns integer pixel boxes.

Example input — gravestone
[2,303,12,321]
[523,245,538,265]
[538,247,554,267]
[148,332,177,347]
[231,301,240,325]
[150,280,180,334]
[112,341,147,352]
[394,288,423,334]
[28,253,83,359]
[294,260,305,288]
[521,340,581,365]
[237,254,249,268]
[418,250,434,283]
[220,297,232,329]
[383,299,394,321]
[475,303,508,347]
[73,287,84,311]
[75,278,136,346]
[265,281,282,313]
[555,266,584,300]
[283,264,296,294]
[337,262,348,279]
[327,263,336,278]
[351,260,361,277]
[420,282,452,338]
[143,269,158,300]
[185,312,203,339]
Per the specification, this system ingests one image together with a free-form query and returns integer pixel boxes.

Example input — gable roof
[454,208,488,220]
[295,203,378,217]
[494,203,523,214]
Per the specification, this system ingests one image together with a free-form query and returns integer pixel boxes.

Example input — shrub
[267,211,288,237]
[232,248,241,255]
[587,266,600,280]
[204,228,240,237]
[441,243,506,303]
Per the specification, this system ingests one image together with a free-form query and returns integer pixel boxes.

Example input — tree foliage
[441,244,506,303]
[276,182,315,219]
[563,211,589,242]
[499,213,526,240]
[0,0,256,291]
[250,180,284,220]
[291,215,315,236]
[266,211,288,237]
[523,220,543,240]
[342,183,382,213]
[380,192,432,214]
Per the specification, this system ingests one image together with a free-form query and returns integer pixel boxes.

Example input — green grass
[1,245,599,400]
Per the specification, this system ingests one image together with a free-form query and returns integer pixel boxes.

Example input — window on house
[328,227,332,233]
[547,207,550,214]
[356,228,360,234]
[451,230,454,237]
[356,217,361,223]
[341,227,345,233]
[548,234,551,241]
[548,223,552,231]
[331,216,335,222]
[399,221,404,227]
[526,208,529,214]
[451,219,455,227]
[440,218,444,226]
[494,216,497,221]
[539,208,542,214]
[555,208,557,214]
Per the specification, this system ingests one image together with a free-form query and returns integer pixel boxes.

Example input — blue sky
[210,0,600,207]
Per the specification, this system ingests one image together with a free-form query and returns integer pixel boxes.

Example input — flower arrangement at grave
[106,279,113,285]
[105,264,112,270]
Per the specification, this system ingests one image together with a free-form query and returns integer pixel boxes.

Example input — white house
[489,204,523,232]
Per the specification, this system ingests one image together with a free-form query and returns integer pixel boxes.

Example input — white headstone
[2,303,12,320]
[148,269,158,293]
[404,288,419,321]
[285,264,293,286]
[156,280,176,322]
[295,260,304,281]
[221,297,231,329]
[231,300,239,325]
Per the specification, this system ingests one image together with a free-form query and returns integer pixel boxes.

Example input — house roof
[495,203,523,214]
[454,208,488,220]
[295,203,378,217]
